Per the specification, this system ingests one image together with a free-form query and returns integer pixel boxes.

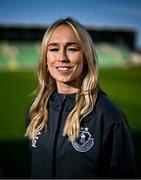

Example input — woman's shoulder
[95,88,127,127]
[96,89,122,114]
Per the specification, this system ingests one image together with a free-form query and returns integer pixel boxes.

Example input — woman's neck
[56,81,81,94]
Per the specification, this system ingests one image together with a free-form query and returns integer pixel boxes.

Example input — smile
[56,66,73,73]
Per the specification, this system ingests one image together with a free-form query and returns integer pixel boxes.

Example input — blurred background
[0,0,141,178]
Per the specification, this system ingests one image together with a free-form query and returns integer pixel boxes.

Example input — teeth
[57,67,70,70]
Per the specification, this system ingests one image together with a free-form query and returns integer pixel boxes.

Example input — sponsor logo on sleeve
[32,131,41,148]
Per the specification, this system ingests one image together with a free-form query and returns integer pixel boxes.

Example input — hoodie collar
[49,91,77,112]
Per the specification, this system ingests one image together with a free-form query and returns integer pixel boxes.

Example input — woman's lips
[56,66,73,74]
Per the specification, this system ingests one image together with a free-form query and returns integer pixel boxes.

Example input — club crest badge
[71,127,94,152]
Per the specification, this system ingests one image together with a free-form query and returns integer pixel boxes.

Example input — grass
[0,67,141,140]
[0,70,37,140]
[99,67,141,131]
[0,67,141,178]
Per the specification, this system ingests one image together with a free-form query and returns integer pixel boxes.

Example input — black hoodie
[26,90,137,179]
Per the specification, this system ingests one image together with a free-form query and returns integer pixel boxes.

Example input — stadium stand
[0,25,136,69]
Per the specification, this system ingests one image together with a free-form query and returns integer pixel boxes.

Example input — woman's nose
[58,49,69,62]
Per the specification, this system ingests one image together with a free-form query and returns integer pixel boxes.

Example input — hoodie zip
[52,95,66,179]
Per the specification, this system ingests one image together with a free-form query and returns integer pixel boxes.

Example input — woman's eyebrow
[48,42,79,47]
[66,42,79,46]
[47,43,58,47]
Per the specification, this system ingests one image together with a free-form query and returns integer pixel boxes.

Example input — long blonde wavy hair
[25,17,99,141]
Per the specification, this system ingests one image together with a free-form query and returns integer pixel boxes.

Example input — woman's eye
[49,48,59,51]
[67,48,79,52]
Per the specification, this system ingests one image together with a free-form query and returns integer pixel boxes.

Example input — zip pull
[63,94,66,102]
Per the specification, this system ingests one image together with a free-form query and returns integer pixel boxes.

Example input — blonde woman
[25,17,136,178]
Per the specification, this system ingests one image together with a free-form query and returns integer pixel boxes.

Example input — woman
[25,17,136,179]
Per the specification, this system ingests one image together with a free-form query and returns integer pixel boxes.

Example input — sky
[0,0,141,49]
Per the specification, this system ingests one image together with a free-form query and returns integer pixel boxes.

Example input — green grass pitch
[0,67,141,140]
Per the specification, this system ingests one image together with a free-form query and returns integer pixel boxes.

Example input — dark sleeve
[102,113,137,178]
[25,109,31,129]
[25,109,32,177]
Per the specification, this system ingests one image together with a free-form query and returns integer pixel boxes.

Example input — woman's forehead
[48,24,79,44]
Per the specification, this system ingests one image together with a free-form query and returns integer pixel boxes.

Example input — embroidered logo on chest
[71,127,94,152]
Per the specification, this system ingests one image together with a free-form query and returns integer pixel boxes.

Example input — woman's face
[47,24,84,91]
